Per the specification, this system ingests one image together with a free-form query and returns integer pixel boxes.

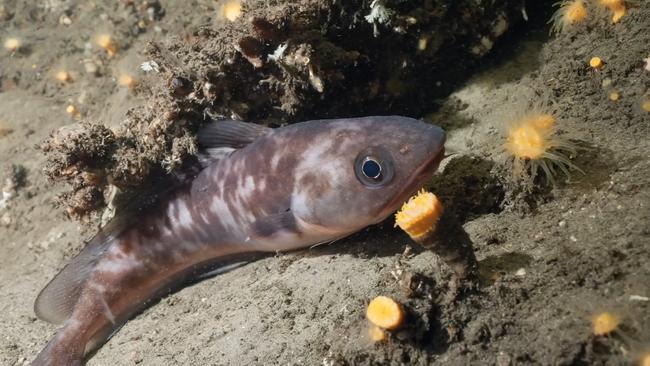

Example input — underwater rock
[44,0,533,219]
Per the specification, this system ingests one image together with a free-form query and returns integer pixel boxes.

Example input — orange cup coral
[394,190,443,241]
[366,296,405,331]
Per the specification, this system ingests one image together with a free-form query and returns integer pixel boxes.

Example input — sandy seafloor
[1,1,649,365]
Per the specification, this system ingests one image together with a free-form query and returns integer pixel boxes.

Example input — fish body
[32,116,446,365]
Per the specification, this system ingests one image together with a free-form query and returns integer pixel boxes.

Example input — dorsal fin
[197,119,271,149]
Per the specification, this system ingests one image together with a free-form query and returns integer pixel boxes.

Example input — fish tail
[32,324,84,366]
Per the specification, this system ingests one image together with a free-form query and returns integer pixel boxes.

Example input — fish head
[290,116,446,236]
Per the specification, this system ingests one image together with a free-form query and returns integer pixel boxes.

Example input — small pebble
[59,14,72,25]
[1,212,11,226]
[84,62,99,75]
[496,351,512,366]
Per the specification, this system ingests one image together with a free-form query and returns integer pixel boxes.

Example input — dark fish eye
[354,147,394,188]
[361,158,382,179]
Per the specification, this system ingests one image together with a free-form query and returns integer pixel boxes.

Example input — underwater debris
[591,311,620,336]
[609,90,620,101]
[365,0,393,37]
[366,296,404,331]
[140,60,160,73]
[0,165,26,210]
[503,112,582,185]
[268,43,288,62]
[394,190,444,242]
[550,0,588,34]
[43,101,201,219]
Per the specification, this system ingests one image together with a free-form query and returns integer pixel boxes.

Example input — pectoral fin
[250,210,297,238]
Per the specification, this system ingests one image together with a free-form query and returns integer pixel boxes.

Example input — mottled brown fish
[32,116,446,365]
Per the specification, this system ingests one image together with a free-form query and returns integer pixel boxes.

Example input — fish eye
[361,158,382,179]
[354,147,394,188]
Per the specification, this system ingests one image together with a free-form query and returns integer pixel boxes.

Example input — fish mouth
[381,145,446,220]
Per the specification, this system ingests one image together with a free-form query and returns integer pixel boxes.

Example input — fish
[32,116,446,365]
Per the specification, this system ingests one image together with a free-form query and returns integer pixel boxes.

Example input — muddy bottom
[1,1,649,366]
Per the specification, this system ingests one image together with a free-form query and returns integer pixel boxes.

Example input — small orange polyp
[642,100,650,113]
[66,105,80,119]
[221,1,242,22]
[394,190,443,241]
[590,57,604,70]
[366,296,404,330]
[3,37,21,52]
[96,34,117,56]
[591,312,620,336]
[118,74,137,89]
[56,71,72,83]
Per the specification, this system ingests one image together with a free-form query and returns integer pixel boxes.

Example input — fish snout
[421,123,446,157]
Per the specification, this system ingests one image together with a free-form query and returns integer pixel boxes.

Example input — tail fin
[32,326,84,366]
